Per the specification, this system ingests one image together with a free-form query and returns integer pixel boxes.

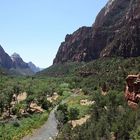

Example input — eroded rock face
[100,0,140,58]
[11,53,29,69]
[53,0,140,64]
[53,27,93,64]
[125,74,140,109]
[0,45,13,69]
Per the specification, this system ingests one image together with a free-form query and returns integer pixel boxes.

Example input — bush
[56,104,69,125]
[12,120,20,127]
[68,107,79,120]
[41,99,52,110]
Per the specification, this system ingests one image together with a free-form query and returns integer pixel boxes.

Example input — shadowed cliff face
[53,27,93,63]
[53,0,140,64]
[100,0,140,57]
[11,53,29,69]
[0,45,13,69]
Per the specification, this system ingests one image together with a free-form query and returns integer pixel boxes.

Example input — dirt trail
[22,106,58,140]
[22,93,78,140]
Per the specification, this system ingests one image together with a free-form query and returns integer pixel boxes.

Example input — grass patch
[66,94,92,118]
[0,112,48,140]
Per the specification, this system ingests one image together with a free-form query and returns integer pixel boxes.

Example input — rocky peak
[0,45,13,69]
[0,45,40,75]
[0,45,5,52]
[11,52,28,69]
[93,0,130,28]
[28,62,41,73]
[53,26,92,64]
[11,53,21,60]
[100,0,140,58]
[54,0,140,64]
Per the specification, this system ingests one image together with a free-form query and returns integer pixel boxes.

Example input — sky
[0,0,108,68]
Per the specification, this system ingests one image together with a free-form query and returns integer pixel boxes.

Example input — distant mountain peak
[28,61,41,73]
[0,45,13,69]
[11,53,21,59]
[0,45,5,52]
[28,61,34,65]
[0,45,42,75]
[10,52,28,69]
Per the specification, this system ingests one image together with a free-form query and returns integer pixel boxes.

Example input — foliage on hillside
[0,56,140,139]
[0,75,74,140]
[0,112,48,140]
[55,57,140,140]
[37,62,82,77]
[40,57,140,93]
[56,90,140,140]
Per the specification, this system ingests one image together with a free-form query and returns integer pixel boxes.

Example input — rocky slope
[0,45,13,69]
[0,45,40,75]
[28,62,41,73]
[53,0,140,64]
[11,53,29,69]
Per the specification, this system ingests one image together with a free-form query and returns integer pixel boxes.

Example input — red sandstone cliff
[125,74,140,109]
[53,0,140,64]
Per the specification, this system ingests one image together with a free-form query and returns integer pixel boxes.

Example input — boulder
[125,74,140,109]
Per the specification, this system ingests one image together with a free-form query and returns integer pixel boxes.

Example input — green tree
[69,107,79,121]
[41,98,52,110]
[25,95,34,111]
[0,93,6,115]
[13,84,21,97]
[4,86,14,117]
[56,104,69,125]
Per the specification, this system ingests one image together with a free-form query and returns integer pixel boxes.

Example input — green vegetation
[0,56,140,140]
[56,90,140,140]
[37,62,82,77]
[68,107,79,121]
[55,57,140,140]
[0,75,74,140]
[0,112,48,140]
[66,93,91,118]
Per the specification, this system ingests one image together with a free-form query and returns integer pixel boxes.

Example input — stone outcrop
[125,74,140,109]
[53,0,140,64]
[69,115,90,128]
[29,102,44,113]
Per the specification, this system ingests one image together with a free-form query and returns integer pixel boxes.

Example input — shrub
[12,120,20,127]
[68,107,79,120]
